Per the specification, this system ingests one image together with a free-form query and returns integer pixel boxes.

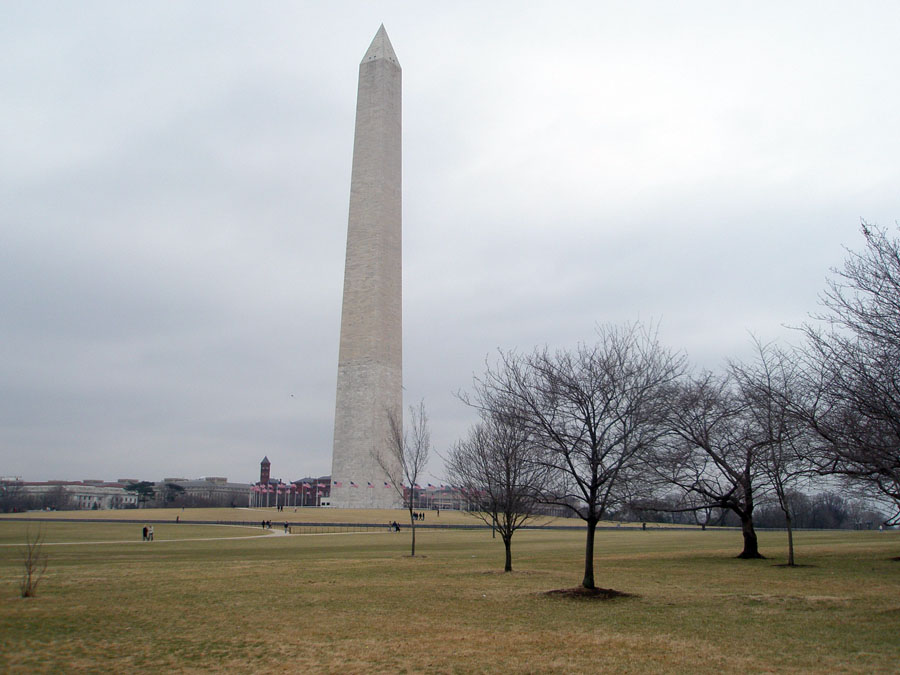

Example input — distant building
[162,477,252,507]
[251,474,331,508]
[0,480,137,511]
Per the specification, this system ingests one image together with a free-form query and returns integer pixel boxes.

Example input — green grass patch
[1,517,897,672]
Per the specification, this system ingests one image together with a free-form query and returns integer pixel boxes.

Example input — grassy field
[1,511,898,673]
[0,506,573,528]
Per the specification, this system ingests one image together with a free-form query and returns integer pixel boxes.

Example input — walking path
[0,524,386,547]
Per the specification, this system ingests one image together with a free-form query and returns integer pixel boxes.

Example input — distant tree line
[447,221,900,585]
[619,490,887,530]
[0,484,72,513]
[0,480,242,513]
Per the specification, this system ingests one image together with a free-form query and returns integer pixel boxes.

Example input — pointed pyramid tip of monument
[361,24,400,67]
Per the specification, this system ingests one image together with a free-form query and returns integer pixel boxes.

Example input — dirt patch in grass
[545,586,635,600]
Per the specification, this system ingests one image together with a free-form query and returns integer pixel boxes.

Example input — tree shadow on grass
[772,563,817,568]
[545,587,636,601]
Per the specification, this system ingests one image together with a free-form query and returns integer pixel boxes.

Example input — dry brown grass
[0,521,897,673]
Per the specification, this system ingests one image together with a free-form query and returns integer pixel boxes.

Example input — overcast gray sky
[2,2,899,484]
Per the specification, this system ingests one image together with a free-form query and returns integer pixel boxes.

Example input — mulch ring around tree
[545,587,635,601]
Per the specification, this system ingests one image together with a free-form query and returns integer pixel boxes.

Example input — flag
[333,481,342,487]
[384,482,391,488]
[427,483,435,489]
[350,481,359,488]
[367,482,374,488]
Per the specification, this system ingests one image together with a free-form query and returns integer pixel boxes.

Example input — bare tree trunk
[503,534,512,572]
[785,511,795,566]
[582,519,597,589]
[408,506,416,556]
[737,514,764,559]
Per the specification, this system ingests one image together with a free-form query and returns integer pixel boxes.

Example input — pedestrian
[284,521,288,534]
[148,526,154,541]
[176,515,180,524]
[142,526,148,541]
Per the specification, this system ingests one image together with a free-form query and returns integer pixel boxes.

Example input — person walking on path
[142,526,148,541]
[148,526,154,541]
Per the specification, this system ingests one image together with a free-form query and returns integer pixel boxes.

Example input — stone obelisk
[330,26,402,509]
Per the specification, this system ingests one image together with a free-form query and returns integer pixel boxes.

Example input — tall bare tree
[468,322,685,589]
[446,414,542,572]
[800,222,900,524]
[375,400,431,556]
[731,339,814,565]
[655,371,769,558]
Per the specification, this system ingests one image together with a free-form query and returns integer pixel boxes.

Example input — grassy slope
[0,517,897,673]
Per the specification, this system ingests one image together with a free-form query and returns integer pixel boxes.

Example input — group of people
[388,521,401,531]
[412,511,426,521]
[141,525,154,541]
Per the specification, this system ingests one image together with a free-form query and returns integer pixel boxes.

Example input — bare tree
[20,527,48,598]
[376,401,431,556]
[655,371,769,558]
[469,322,685,589]
[731,339,815,565]
[800,222,900,524]
[446,414,543,572]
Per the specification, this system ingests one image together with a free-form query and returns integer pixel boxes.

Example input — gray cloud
[2,2,899,483]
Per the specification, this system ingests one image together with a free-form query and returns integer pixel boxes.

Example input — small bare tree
[20,527,48,598]
[376,400,431,556]
[446,414,542,572]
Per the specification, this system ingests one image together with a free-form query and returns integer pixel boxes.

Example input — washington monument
[330,26,402,509]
